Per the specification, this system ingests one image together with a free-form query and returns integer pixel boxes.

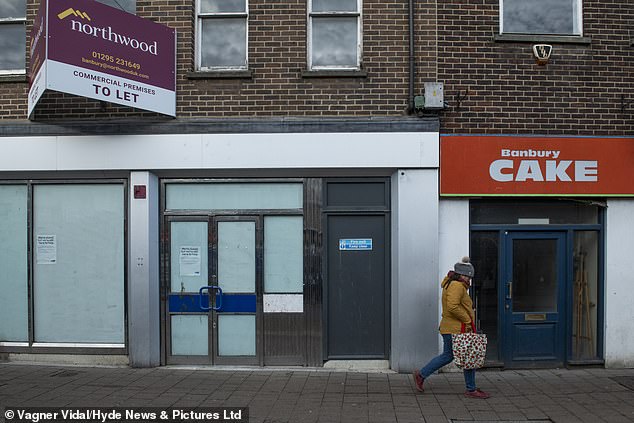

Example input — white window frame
[0,5,26,75]
[196,0,249,71]
[308,0,362,70]
[499,0,583,36]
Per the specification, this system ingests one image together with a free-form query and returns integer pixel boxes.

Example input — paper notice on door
[179,246,201,276]
[36,234,57,264]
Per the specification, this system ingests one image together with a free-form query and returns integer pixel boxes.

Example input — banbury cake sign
[28,0,176,117]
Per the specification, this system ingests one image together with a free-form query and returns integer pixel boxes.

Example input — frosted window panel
[0,0,26,18]
[0,185,28,342]
[200,0,246,13]
[312,0,357,12]
[200,18,246,68]
[218,222,255,293]
[170,222,209,293]
[171,315,208,356]
[264,216,303,293]
[0,25,26,71]
[33,185,125,343]
[166,183,302,210]
[312,17,358,67]
[218,315,255,356]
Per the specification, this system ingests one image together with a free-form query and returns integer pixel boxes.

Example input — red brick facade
[1,0,437,121]
[438,0,634,135]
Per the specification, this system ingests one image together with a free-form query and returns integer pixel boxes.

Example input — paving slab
[1,364,634,423]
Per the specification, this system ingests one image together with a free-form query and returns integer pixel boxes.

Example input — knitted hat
[454,256,475,278]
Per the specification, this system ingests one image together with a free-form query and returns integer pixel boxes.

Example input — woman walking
[412,257,490,399]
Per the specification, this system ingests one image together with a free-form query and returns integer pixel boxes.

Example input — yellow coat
[439,276,475,334]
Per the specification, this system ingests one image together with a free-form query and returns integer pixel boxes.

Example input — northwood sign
[28,0,176,117]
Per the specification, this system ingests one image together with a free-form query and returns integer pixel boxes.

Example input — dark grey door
[327,215,388,359]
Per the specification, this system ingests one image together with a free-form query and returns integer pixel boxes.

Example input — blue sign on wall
[339,238,373,251]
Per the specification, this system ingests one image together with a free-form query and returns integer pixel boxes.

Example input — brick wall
[437,0,634,136]
[0,0,438,121]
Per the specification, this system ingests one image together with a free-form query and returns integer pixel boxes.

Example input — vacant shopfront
[161,179,392,366]
[440,135,634,368]
[0,127,441,372]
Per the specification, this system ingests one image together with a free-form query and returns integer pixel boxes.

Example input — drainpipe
[408,0,416,114]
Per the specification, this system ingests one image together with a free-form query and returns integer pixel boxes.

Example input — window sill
[0,73,27,83]
[187,70,253,80]
[494,34,591,45]
[302,69,368,78]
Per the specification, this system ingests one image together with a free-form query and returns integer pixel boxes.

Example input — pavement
[1,362,634,423]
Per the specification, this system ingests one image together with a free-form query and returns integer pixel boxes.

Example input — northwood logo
[57,8,91,21]
[55,6,159,55]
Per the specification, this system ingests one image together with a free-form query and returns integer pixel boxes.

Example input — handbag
[452,321,487,369]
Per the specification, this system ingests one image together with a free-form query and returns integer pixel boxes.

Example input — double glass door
[166,216,260,365]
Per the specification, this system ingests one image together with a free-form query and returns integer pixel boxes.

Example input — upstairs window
[197,0,248,70]
[0,0,26,74]
[308,0,361,70]
[96,0,136,15]
[501,0,582,36]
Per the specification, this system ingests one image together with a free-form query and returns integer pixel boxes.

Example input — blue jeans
[419,333,476,391]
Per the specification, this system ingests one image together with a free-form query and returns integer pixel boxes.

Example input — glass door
[167,218,210,364]
[166,216,261,365]
[211,216,260,365]
[502,231,566,367]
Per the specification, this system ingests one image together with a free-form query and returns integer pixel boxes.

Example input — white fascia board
[0,136,58,170]
[201,132,439,169]
[0,131,438,171]
[56,134,205,170]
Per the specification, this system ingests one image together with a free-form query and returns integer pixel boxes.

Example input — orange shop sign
[440,136,634,196]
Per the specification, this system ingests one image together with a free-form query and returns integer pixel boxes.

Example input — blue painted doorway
[502,231,567,367]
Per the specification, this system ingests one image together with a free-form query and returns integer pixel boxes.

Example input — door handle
[199,285,223,311]
[506,282,512,300]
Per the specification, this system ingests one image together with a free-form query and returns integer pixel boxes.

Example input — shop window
[196,0,248,70]
[0,0,26,74]
[470,231,499,362]
[470,200,599,225]
[264,216,303,293]
[96,0,136,14]
[166,182,302,210]
[308,0,361,69]
[500,0,582,36]
[33,184,125,344]
[0,185,28,343]
[572,231,599,361]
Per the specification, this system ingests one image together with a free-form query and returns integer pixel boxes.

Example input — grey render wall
[391,169,439,372]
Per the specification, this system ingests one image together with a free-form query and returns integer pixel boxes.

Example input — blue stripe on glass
[169,294,256,313]
[219,294,257,313]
